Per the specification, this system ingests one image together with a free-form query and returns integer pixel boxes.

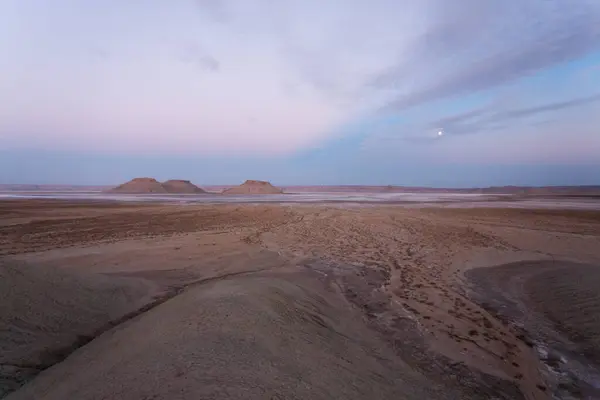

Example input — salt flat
[0,190,498,203]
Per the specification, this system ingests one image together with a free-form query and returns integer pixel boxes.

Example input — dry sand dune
[1,200,600,399]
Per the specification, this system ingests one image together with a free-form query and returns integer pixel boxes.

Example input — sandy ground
[1,200,600,399]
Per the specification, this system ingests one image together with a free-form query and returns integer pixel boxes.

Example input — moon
[437,130,443,137]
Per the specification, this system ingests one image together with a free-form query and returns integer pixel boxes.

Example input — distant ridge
[279,185,600,195]
[0,184,112,191]
[222,180,283,195]
[2,183,598,196]
[107,178,206,194]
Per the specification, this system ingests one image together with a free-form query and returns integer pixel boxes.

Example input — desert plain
[2,196,600,399]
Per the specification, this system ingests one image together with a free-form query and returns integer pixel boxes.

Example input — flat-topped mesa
[132,177,158,182]
[107,178,207,194]
[108,177,167,193]
[162,180,207,194]
[222,179,283,195]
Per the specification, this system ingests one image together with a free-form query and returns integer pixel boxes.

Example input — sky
[1,0,600,187]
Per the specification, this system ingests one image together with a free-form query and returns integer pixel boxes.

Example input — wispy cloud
[194,0,230,23]
[1,0,599,164]
[425,93,600,136]
[360,91,600,160]
[180,43,220,72]
[495,93,600,120]
[374,0,600,112]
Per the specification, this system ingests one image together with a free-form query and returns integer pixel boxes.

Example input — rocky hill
[108,178,167,194]
[108,178,206,194]
[161,180,206,194]
[222,180,283,195]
